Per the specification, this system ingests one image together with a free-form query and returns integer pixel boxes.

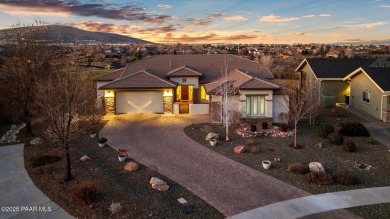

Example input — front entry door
[181,85,189,101]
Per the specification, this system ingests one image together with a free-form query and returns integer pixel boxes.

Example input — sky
[0,0,389,44]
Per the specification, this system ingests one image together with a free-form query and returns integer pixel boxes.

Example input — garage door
[116,91,163,114]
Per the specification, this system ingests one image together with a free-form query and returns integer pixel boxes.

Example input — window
[246,96,265,116]
[200,85,208,100]
[363,91,370,103]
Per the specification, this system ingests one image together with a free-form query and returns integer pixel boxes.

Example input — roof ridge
[166,65,202,76]
[94,68,124,81]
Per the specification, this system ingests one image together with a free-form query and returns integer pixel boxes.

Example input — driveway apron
[100,114,359,218]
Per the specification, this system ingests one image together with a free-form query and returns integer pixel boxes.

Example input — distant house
[95,54,288,123]
[343,66,390,121]
[295,58,375,107]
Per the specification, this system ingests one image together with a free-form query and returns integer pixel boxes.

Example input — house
[343,66,390,122]
[295,58,375,107]
[95,54,288,123]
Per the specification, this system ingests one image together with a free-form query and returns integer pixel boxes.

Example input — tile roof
[99,70,176,90]
[94,68,124,81]
[204,69,280,93]
[115,54,273,83]
[361,67,390,92]
[166,65,203,77]
[240,78,280,90]
[297,58,376,79]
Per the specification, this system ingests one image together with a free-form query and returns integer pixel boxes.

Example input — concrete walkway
[100,114,358,218]
[341,106,390,148]
[228,186,390,219]
[0,144,74,219]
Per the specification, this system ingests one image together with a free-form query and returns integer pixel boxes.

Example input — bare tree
[35,68,103,180]
[211,61,240,141]
[282,75,321,148]
[0,21,59,135]
[344,47,354,59]
[261,55,274,69]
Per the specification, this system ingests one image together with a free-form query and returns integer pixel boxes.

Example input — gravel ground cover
[184,107,390,219]
[23,122,224,219]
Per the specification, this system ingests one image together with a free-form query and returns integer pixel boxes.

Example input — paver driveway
[100,114,358,218]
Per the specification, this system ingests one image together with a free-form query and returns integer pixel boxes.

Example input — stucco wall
[239,90,273,118]
[169,77,199,88]
[321,80,350,103]
[272,95,289,123]
[350,73,383,120]
[96,81,110,98]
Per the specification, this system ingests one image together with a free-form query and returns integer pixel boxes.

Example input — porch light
[163,89,173,97]
[105,90,115,97]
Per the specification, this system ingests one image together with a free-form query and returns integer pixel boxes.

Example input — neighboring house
[295,58,375,107]
[343,67,390,122]
[95,54,288,123]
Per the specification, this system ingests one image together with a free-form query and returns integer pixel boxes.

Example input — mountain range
[0,25,151,44]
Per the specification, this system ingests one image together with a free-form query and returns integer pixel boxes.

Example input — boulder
[234,146,245,154]
[150,177,169,191]
[124,162,139,172]
[30,137,44,145]
[80,155,91,161]
[314,143,323,148]
[309,162,325,173]
[205,132,219,141]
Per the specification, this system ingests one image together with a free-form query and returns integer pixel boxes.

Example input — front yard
[184,107,390,219]
[23,122,223,219]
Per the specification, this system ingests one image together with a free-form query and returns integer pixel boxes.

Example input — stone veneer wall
[104,97,115,115]
[382,110,390,122]
[163,96,173,114]
[210,101,222,123]
[193,88,199,104]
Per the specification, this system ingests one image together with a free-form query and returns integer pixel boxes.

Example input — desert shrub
[305,172,334,186]
[287,162,309,174]
[98,137,107,143]
[108,202,122,215]
[317,123,334,138]
[250,146,260,154]
[342,140,357,152]
[367,137,378,145]
[261,121,268,129]
[31,155,61,168]
[280,124,288,132]
[327,132,343,145]
[333,171,358,185]
[245,139,254,147]
[71,181,100,204]
[339,121,370,136]
[250,124,257,132]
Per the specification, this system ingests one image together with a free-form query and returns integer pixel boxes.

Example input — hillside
[0,25,151,44]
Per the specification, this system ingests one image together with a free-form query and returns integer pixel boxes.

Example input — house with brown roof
[343,66,390,122]
[95,54,288,123]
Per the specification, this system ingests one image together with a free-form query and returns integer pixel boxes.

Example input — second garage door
[116,91,163,114]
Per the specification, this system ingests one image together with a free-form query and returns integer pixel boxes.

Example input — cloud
[161,32,262,43]
[359,22,385,28]
[156,4,172,9]
[0,1,171,23]
[379,5,390,8]
[329,33,350,37]
[319,14,331,17]
[302,15,315,18]
[185,18,214,26]
[341,39,365,42]
[260,14,300,22]
[66,21,176,35]
[224,15,247,21]
[207,12,226,19]
[286,32,307,37]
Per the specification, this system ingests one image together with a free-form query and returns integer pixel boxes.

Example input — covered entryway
[116,91,163,114]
